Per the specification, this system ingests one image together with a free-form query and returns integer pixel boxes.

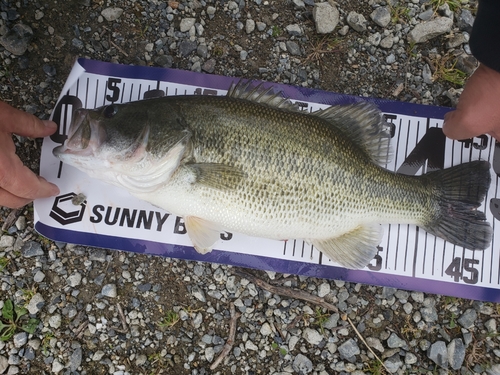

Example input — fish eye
[104,105,117,118]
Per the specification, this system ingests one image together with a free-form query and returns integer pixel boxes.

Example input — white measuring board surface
[34,58,500,302]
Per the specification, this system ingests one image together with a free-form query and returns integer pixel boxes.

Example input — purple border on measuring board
[39,58,499,302]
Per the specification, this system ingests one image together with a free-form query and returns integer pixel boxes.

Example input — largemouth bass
[53,82,492,269]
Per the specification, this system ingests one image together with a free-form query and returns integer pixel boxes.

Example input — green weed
[0,299,39,341]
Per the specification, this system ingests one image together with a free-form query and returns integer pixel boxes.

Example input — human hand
[0,101,60,209]
[442,63,500,141]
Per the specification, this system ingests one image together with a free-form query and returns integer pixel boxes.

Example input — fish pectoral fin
[311,224,383,269]
[185,216,223,254]
[187,163,246,190]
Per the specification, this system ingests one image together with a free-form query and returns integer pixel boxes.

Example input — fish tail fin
[423,160,492,250]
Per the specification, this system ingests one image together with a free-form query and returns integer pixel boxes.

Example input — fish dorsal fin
[310,224,382,269]
[227,80,300,111]
[313,102,392,166]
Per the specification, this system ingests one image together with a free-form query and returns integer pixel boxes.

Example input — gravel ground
[1,0,499,374]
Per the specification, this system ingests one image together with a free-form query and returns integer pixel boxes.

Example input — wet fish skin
[53,82,492,269]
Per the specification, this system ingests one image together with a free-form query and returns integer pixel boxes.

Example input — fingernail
[43,120,58,129]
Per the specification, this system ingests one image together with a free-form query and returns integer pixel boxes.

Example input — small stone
[68,347,82,371]
[155,55,173,68]
[370,7,391,28]
[457,308,477,329]
[49,314,62,329]
[303,328,323,345]
[286,24,302,36]
[447,338,465,370]
[384,354,403,374]
[366,337,384,353]
[0,24,33,56]
[202,59,216,73]
[485,318,497,333]
[0,356,7,374]
[379,35,393,49]
[323,313,339,329]
[260,322,273,336]
[26,293,44,314]
[52,359,64,374]
[13,332,27,348]
[346,11,367,33]
[245,340,258,351]
[285,41,301,56]
[418,8,434,21]
[33,270,45,283]
[101,284,117,298]
[246,19,255,34]
[101,7,123,22]
[205,347,215,362]
[15,216,26,231]
[92,351,105,361]
[338,338,360,360]
[135,354,147,366]
[317,283,330,298]
[0,235,14,248]
[427,341,448,369]
[421,306,438,323]
[387,333,406,348]
[292,354,313,374]
[405,352,418,365]
[368,32,381,47]
[21,241,44,257]
[67,272,82,287]
[313,2,339,34]
[180,18,196,32]
[191,286,206,302]
[408,17,453,44]
[178,40,197,57]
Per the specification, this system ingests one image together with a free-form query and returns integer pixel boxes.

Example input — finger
[0,154,59,201]
[442,110,486,140]
[0,187,33,209]
[0,101,57,138]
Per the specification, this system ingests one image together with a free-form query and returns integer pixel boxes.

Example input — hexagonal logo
[49,192,87,225]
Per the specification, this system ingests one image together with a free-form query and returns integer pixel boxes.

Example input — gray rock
[292,354,313,374]
[67,272,82,287]
[13,332,27,348]
[457,308,477,329]
[457,9,474,32]
[485,318,497,333]
[405,352,418,365]
[387,333,406,349]
[68,347,82,371]
[49,314,62,329]
[384,354,403,374]
[346,11,367,33]
[0,355,7,374]
[0,235,14,248]
[370,7,391,28]
[26,293,45,314]
[52,359,64,374]
[380,35,394,49]
[421,306,438,323]
[322,313,339,329]
[317,283,330,298]
[206,6,216,18]
[427,341,448,369]
[313,2,339,34]
[101,284,117,298]
[487,364,500,375]
[33,270,45,283]
[180,18,196,32]
[418,8,434,21]
[178,40,197,57]
[0,23,33,55]
[260,322,273,336]
[202,59,216,73]
[256,21,266,32]
[286,24,302,36]
[408,17,453,44]
[366,337,384,353]
[447,338,465,370]
[205,347,215,362]
[191,285,206,302]
[21,241,44,257]
[155,55,173,68]
[101,7,123,22]
[246,19,255,34]
[286,41,301,56]
[303,328,323,345]
[338,338,360,360]
[368,32,381,47]
[386,54,396,64]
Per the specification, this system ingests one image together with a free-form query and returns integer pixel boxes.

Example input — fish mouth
[53,108,105,159]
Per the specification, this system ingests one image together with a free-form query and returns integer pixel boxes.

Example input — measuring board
[34,58,500,302]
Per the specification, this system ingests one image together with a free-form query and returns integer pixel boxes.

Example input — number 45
[445,257,479,284]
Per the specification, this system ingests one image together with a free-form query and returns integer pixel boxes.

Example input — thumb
[442,109,482,140]
[0,101,57,138]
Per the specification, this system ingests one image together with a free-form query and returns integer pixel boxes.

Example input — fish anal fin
[185,216,224,254]
[187,163,246,190]
[311,224,382,269]
[314,102,392,166]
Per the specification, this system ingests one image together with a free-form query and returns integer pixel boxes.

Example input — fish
[52,81,493,269]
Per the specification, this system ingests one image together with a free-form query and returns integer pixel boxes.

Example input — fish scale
[53,82,492,269]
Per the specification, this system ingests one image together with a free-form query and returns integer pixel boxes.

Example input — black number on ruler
[459,135,489,151]
[367,246,383,271]
[445,257,479,284]
[106,78,122,102]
